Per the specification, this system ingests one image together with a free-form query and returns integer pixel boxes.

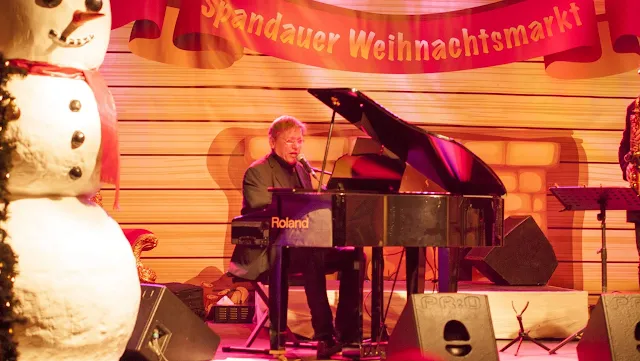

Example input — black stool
[221,273,316,355]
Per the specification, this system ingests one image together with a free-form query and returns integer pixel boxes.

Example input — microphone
[297,153,319,180]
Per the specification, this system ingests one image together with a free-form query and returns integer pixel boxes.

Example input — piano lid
[308,88,506,196]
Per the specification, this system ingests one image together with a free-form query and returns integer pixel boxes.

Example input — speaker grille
[577,294,640,361]
[121,284,220,361]
[387,293,499,361]
[465,215,557,285]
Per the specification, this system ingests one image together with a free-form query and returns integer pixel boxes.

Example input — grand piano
[231,88,506,355]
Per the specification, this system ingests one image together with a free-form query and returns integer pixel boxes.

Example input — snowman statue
[0,0,141,360]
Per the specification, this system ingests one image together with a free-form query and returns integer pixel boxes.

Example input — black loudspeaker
[464,215,557,285]
[120,283,221,361]
[576,294,640,361]
[387,293,499,361]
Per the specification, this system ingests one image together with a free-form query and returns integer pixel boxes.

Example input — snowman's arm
[123,229,159,283]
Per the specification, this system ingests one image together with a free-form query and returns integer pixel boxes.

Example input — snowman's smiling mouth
[48,29,95,48]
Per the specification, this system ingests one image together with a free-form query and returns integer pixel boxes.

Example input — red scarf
[8,59,120,209]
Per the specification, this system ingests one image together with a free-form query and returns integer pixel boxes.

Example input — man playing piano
[228,115,364,358]
[618,96,640,288]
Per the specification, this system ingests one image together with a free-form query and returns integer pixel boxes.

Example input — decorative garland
[0,53,25,361]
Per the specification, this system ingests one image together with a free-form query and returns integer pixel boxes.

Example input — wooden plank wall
[101,0,640,298]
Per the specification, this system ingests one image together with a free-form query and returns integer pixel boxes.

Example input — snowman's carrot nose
[72,11,105,26]
[59,11,104,41]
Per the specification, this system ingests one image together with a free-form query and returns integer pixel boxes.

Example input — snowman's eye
[37,0,63,8]
[85,0,102,12]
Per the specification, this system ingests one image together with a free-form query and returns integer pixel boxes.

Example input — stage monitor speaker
[387,293,499,361]
[120,283,221,361]
[576,293,640,361]
[464,215,557,286]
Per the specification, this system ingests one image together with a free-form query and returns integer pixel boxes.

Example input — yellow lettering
[543,16,555,36]
[373,40,386,60]
[201,0,215,18]
[462,28,478,56]
[397,32,411,61]
[554,6,573,32]
[478,29,490,54]
[231,10,247,30]
[414,40,429,61]
[529,21,545,42]
[504,25,528,48]
[313,31,326,52]
[248,13,264,35]
[491,31,504,51]
[327,33,340,54]
[213,0,232,28]
[349,29,376,59]
[449,37,462,58]
[297,27,313,49]
[432,39,446,60]
[569,2,582,26]
[280,24,295,44]
[264,12,282,41]
[387,34,395,61]
[271,217,310,228]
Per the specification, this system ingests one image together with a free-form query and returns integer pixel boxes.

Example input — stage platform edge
[255,280,588,340]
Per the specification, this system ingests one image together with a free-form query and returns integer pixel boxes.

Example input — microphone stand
[317,107,337,193]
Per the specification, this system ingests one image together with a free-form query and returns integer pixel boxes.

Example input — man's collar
[269,151,295,170]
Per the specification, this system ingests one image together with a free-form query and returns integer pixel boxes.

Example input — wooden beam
[110,88,629,130]
[103,53,638,99]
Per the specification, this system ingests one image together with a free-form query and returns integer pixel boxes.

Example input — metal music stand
[547,186,640,354]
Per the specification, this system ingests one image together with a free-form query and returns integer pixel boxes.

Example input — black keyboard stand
[547,186,640,354]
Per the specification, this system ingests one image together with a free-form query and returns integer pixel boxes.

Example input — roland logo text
[271,217,309,229]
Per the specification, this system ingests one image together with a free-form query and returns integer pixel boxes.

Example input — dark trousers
[633,224,640,287]
[286,247,364,342]
[627,212,640,288]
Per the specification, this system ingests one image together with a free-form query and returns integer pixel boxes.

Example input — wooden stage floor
[207,280,586,361]
[255,280,588,341]
[208,322,579,361]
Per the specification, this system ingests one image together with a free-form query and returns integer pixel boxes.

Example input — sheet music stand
[547,186,640,354]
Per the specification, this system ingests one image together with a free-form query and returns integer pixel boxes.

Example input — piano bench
[222,275,316,354]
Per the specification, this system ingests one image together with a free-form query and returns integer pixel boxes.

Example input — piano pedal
[268,350,295,361]
[273,356,299,361]
[341,341,387,360]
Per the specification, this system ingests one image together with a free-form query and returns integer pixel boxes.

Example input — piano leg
[337,248,370,360]
[405,247,426,295]
[355,247,365,345]
[269,246,290,351]
[370,247,384,343]
[437,247,461,293]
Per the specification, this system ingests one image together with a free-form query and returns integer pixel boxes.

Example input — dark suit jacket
[228,152,313,280]
[618,100,636,181]
[618,98,640,222]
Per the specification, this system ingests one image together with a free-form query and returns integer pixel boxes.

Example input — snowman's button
[71,131,85,149]
[69,167,82,180]
[69,100,81,112]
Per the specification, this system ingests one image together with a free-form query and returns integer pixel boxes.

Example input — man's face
[270,127,304,165]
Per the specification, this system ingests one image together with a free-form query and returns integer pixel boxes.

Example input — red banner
[110,0,640,77]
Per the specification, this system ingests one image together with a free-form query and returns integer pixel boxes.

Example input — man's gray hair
[268,115,307,140]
